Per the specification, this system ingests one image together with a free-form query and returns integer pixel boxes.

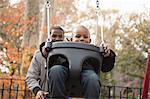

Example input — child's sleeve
[101,49,116,72]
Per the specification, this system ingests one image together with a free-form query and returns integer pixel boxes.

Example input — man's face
[50,29,64,42]
[72,27,91,44]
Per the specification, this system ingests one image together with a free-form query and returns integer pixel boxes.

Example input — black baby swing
[45,0,104,97]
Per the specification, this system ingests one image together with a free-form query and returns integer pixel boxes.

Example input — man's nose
[55,37,60,40]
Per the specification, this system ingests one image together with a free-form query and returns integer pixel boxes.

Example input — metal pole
[141,49,150,99]
[96,0,104,45]
[96,0,99,44]
[96,0,104,44]
[46,0,51,41]
[100,18,104,43]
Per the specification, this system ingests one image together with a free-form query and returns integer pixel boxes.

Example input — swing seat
[47,42,103,97]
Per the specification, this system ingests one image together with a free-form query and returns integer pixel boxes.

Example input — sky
[10,0,150,14]
[9,0,20,5]
[100,0,149,14]
[77,0,150,14]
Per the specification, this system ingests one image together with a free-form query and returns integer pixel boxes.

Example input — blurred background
[0,0,150,96]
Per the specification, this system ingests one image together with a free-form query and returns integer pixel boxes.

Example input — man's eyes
[52,35,57,38]
[52,35,62,38]
[58,35,62,38]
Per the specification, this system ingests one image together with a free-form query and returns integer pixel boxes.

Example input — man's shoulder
[34,50,41,54]
[34,42,46,56]
[33,50,43,58]
[32,50,46,64]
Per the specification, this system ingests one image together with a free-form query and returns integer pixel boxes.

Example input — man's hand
[36,90,49,99]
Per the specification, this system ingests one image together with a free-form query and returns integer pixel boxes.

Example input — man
[26,26,65,99]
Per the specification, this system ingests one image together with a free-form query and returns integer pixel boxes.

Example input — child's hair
[71,25,90,38]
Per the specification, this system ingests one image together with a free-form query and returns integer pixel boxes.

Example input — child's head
[71,25,91,44]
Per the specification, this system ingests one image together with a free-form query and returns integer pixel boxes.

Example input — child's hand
[103,49,111,57]
[99,42,112,57]
[100,42,108,51]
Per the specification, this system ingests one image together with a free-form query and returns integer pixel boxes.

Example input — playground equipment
[47,42,104,97]
[141,49,150,99]
[44,0,105,97]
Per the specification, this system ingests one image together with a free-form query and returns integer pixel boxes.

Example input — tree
[20,0,42,75]
[22,0,40,48]
[0,0,9,8]
[115,13,149,85]
[0,1,31,75]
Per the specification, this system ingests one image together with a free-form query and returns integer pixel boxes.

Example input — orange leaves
[51,16,59,25]
[0,15,21,24]
[0,1,36,76]
[0,17,9,24]
[5,25,13,30]
[3,42,21,64]
[9,17,19,24]
[21,47,36,75]
[41,25,48,33]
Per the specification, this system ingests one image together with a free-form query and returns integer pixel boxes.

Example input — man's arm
[25,51,42,95]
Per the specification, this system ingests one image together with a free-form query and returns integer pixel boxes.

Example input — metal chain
[46,0,52,40]
[96,0,100,45]
[96,0,104,44]
[96,0,100,9]
[46,0,51,9]
[96,0,100,14]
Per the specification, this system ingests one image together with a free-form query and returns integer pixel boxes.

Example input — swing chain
[45,0,52,40]
[96,0,100,37]
[96,0,100,9]
[46,0,51,8]
[96,0,100,15]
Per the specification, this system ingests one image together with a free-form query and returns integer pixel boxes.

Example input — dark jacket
[101,49,116,72]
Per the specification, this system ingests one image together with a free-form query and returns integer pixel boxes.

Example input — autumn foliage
[0,2,37,98]
[0,1,35,76]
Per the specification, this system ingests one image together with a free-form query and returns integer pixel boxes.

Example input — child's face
[72,27,91,44]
